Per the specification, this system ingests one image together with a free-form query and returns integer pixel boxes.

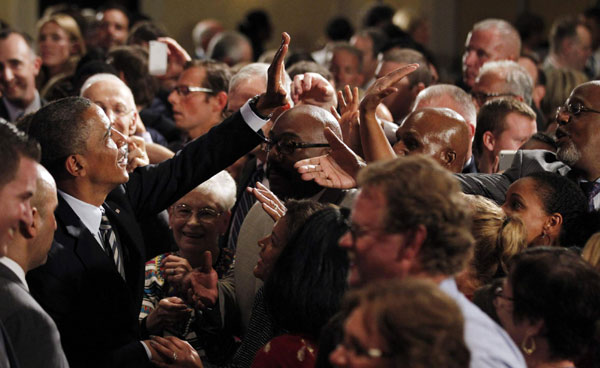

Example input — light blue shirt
[440,278,526,368]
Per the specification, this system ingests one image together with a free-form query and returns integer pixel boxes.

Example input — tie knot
[581,181,600,197]
[100,213,111,230]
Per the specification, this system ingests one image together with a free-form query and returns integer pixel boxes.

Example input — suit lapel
[0,263,27,294]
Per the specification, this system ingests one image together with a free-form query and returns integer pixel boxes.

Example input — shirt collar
[0,257,28,291]
[58,190,103,238]
[2,90,41,122]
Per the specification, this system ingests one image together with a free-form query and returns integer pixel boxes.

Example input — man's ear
[482,131,496,153]
[398,224,427,262]
[32,56,42,77]
[212,91,228,114]
[129,111,139,136]
[65,154,86,177]
[440,148,457,168]
[21,207,39,239]
[410,82,425,99]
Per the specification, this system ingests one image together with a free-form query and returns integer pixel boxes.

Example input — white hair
[477,60,533,105]
[412,84,477,129]
[473,18,521,58]
[194,170,237,211]
[80,73,134,102]
[229,62,292,97]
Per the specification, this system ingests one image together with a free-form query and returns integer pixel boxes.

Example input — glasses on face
[172,204,222,222]
[263,136,330,156]
[172,85,214,97]
[336,339,393,360]
[471,91,517,106]
[494,285,514,302]
[555,102,600,122]
[344,219,389,245]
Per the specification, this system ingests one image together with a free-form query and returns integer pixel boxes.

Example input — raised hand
[156,37,192,83]
[186,251,218,309]
[150,336,203,368]
[247,182,286,221]
[126,135,150,172]
[332,85,361,156]
[291,72,337,111]
[145,297,191,333]
[294,127,365,189]
[255,32,291,115]
[360,63,419,113]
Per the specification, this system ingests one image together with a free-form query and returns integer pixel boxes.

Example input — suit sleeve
[125,110,264,217]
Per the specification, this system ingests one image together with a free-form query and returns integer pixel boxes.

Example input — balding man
[206,31,253,67]
[0,30,43,122]
[471,60,533,110]
[192,19,223,59]
[462,19,521,90]
[473,98,537,173]
[411,84,478,172]
[394,107,470,172]
[376,48,432,123]
[0,164,69,368]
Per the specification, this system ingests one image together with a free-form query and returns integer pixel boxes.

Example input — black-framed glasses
[494,285,514,302]
[172,204,222,222]
[336,339,394,360]
[172,85,214,97]
[555,102,600,121]
[344,219,389,245]
[471,91,517,106]
[263,136,330,155]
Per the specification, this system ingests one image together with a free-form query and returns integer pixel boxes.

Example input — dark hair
[287,61,332,82]
[326,17,354,42]
[355,27,388,57]
[0,119,41,187]
[509,247,600,361]
[525,172,587,246]
[184,59,231,96]
[330,42,363,72]
[264,207,349,338]
[549,16,586,54]
[126,20,167,45]
[362,4,395,28]
[72,60,118,97]
[98,3,131,28]
[107,45,158,107]
[27,97,93,179]
[0,29,35,54]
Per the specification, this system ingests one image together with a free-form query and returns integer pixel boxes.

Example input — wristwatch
[248,95,271,120]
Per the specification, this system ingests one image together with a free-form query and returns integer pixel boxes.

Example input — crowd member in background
[328,42,363,90]
[495,247,600,368]
[140,172,237,365]
[238,10,272,62]
[329,279,470,368]
[473,98,537,174]
[456,195,527,299]
[350,28,388,89]
[95,4,130,52]
[192,19,224,60]
[0,30,43,122]
[207,31,253,67]
[471,60,533,111]
[36,14,86,99]
[462,19,521,91]
[501,172,587,246]
[251,207,349,368]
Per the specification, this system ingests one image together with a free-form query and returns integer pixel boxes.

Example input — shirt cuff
[240,99,269,132]
[141,341,152,360]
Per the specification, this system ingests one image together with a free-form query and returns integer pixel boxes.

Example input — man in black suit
[0,119,42,368]
[0,164,69,368]
[25,33,291,368]
[0,30,43,122]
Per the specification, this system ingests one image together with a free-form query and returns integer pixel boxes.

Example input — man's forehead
[179,66,206,84]
[0,34,33,60]
[569,83,600,106]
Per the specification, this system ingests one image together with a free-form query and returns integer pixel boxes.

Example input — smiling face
[82,79,137,137]
[38,21,72,70]
[0,33,41,108]
[168,189,228,258]
[254,216,289,281]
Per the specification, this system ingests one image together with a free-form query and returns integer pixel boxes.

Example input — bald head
[394,108,470,172]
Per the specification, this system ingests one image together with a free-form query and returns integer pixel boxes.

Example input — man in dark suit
[0,30,43,122]
[25,33,291,368]
[0,119,42,368]
[0,164,68,368]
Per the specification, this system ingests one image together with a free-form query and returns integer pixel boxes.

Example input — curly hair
[509,247,600,361]
[357,156,474,275]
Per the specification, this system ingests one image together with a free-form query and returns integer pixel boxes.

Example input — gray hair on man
[472,19,521,58]
[412,84,477,130]
[229,63,292,96]
[477,60,533,105]
[80,73,134,101]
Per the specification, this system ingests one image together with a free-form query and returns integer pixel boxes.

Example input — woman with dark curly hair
[495,247,600,368]
[502,171,587,246]
[329,278,470,368]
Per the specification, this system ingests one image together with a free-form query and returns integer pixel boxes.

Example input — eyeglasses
[471,91,517,106]
[263,136,330,155]
[555,102,600,121]
[172,85,214,97]
[344,219,389,245]
[172,204,222,222]
[494,285,514,302]
[336,339,393,360]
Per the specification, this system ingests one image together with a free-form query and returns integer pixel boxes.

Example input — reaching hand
[255,33,291,116]
[150,336,203,368]
[162,254,193,288]
[156,37,192,83]
[360,64,419,113]
[126,135,150,172]
[247,182,286,221]
[291,72,337,111]
[145,297,191,334]
[186,251,218,309]
[294,128,365,189]
[331,85,361,156]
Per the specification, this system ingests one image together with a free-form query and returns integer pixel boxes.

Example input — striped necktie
[227,164,265,251]
[99,210,126,280]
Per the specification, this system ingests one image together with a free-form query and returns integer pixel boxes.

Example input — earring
[521,336,536,355]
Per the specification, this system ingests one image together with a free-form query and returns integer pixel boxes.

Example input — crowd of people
[1,2,600,368]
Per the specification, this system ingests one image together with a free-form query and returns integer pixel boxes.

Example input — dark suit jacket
[0,263,68,368]
[0,96,46,122]
[27,111,263,368]
[0,319,19,368]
